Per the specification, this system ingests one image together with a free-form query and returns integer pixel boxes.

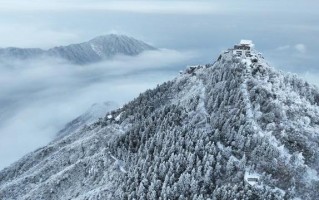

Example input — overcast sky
[0,1,318,70]
[0,0,319,169]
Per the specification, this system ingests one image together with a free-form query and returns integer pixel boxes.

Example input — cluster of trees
[101,57,319,199]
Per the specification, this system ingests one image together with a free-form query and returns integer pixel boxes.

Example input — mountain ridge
[1,41,319,199]
[56,101,119,139]
[0,34,156,64]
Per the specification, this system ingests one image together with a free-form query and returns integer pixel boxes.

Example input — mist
[0,49,195,169]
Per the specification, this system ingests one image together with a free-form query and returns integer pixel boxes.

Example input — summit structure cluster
[215,40,265,70]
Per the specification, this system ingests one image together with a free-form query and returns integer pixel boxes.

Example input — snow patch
[305,168,319,182]
[244,170,260,186]
[240,40,254,47]
[115,112,123,122]
[90,43,104,57]
[108,153,127,173]
[241,58,252,66]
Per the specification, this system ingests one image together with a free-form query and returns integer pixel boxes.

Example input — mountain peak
[89,34,134,42]
[226,39,256,57]
[0,34,156,64]
[80,34,156,61]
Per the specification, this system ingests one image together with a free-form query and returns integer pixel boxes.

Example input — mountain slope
[56,102,118,138]
[0,47,44,60]
[0,34,156,64]
[1,42,319,199]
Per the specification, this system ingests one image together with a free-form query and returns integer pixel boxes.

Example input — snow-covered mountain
[0,47,44,60]
[56,102,118,138]
[1,41,319,199]
[0,34,156,64]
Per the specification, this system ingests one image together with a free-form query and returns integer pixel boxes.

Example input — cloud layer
[0,49,194,169]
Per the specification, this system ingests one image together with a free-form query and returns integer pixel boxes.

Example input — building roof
[240,40,254,47]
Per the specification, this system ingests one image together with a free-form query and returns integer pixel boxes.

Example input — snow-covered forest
[1,46,319,199]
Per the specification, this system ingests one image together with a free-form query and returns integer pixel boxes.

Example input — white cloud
[275,43,307,54]
[295,43,307,54]
[276,45,290,51]
[0,49,195,170]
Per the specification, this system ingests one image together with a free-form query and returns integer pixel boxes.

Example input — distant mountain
[0,47,44,60]
[0,34,156,64]
[1,41,319,199]
[56,102,118,138]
